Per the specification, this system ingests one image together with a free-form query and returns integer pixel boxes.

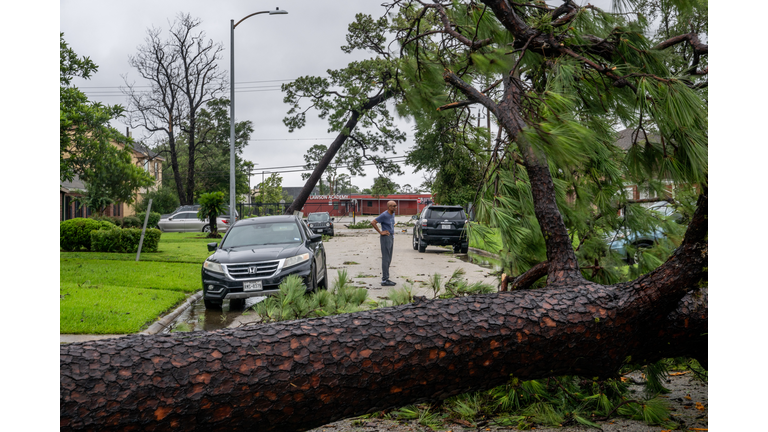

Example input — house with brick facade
[613,128,675,204]
[60,133,163,222]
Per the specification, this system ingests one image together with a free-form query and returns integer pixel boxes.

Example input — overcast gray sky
[59,0,622,191]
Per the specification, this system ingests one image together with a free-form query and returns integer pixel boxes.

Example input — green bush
[90,228,162,253]
[60,218,103,251]
[135,212,161,229]
[89,227,122,252]
[90,215,119,226]
[120,216,142,228]
[100,219,116,229]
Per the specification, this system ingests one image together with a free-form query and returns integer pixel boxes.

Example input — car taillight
[222,219,228,224]
[421,218,427,227]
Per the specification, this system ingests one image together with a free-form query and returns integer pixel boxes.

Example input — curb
[139,291,203,335]
[467,247,501,260]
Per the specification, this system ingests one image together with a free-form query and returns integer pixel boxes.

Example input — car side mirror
[331,217,335,221]
[309,233,322,243]
[411,215,418,220]
[207,242,218,252]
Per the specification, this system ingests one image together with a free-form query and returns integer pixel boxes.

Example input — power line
[249,156,407,171]
[77,78,296,90]
[247,138,336,142]
[182,157,411,177]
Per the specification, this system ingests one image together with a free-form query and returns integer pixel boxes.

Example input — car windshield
[221,222,303,248]
[308,213,329,222]
[426,208,465,220]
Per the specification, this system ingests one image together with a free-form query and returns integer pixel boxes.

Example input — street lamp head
[269,8,288,15]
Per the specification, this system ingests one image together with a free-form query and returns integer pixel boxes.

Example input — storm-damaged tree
[300,143,353,195]
[60,2,708,431]
[122,13,227,206]
[406,109,489,205]
[282,14,407,214]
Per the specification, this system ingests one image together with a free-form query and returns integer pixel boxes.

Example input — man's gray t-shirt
[375,210,395,233]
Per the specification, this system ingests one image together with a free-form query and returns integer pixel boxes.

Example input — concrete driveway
[321,215,498,297]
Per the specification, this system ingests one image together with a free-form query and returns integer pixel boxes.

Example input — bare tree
[123,13,227,205]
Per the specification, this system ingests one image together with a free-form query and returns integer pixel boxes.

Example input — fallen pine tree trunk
[60,246,706,431]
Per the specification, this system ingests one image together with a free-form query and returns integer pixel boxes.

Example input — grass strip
[61,258,201,293]
[60,282,187,334]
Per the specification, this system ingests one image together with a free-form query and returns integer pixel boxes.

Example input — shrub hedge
[90,228,162,253]
[60,218,103,251]
[89,215,119,226]
[135,212,161,229]
[120,216,142,228]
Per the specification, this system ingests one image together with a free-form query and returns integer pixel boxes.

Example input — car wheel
[461,244,469,254]
[418,238,426,253]
[412,231,419,250]
[453,244,461,253]
[202,225,211,233]
[203,299,222,310]
[329,229,334,236]
[229,298,246,310]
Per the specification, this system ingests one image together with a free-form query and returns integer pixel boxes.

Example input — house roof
[131,142,165,161]
[614,128,661,150]
[61,174,86,193]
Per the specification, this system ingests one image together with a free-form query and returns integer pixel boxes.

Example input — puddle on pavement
[162,296,267,334]
[457,251,503,272]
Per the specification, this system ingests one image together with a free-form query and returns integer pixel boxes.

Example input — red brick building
[299,194,433,217]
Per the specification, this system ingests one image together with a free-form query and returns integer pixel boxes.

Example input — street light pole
[229,7,288,222]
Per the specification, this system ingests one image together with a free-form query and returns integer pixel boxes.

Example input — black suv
[201,215,327,309]
[412,205,469,253]
[306,212,334,236]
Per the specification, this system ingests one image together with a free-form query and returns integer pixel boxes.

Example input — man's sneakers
[381,279,397,286]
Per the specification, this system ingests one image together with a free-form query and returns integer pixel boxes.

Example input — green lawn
[60,283,187,334]
[60,232,214,334]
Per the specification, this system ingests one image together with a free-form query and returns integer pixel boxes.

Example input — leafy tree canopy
[255,173,288,204]
[60,34,154,209]
[387,0,707,282]
[370,176,399,197]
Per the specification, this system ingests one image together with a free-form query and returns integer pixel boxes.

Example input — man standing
[371,201,397,286]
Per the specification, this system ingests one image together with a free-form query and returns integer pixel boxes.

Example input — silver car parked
[157,211,233,233]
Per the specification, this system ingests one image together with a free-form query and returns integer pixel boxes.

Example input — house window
[154,162,160,179]
[367,201,372,207]
[333,202,339,210]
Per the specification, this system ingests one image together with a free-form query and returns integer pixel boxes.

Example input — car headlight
[325,222,330,227]
[203,260,224,274]
[284,253,310,268]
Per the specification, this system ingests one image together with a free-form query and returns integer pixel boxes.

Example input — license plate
[441,224,452,229]
[243,281,263,291]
